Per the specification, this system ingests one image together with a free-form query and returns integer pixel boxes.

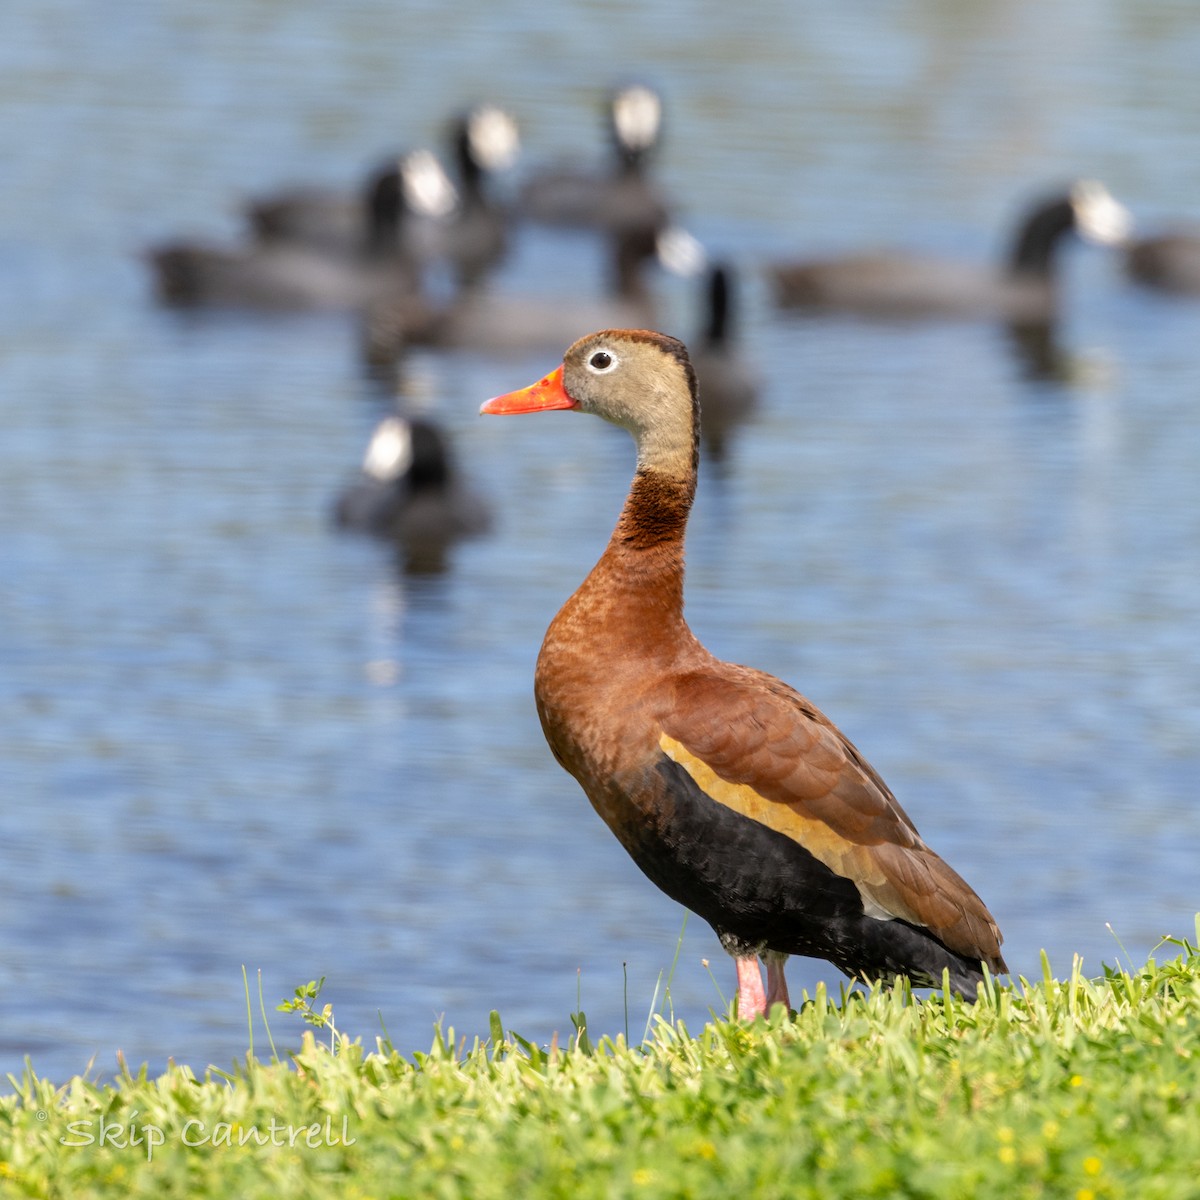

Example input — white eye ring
[586,348,619,373]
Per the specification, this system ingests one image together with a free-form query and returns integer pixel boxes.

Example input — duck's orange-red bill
[480,365,576,415]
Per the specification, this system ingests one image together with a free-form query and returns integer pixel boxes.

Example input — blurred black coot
[145,152,444,311]
[145,240,392,311]
[690,263,760,464]
[441,105,521,284]
[147,106,519,312]
[334,415,491,574]
[249,105,519,285]
[518,82,673,240]
[769,181,1132,322]
[1125,227,1200,295]
[360,221,704,365]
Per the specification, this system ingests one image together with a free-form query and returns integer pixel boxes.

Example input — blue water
[3,0,1200,1080]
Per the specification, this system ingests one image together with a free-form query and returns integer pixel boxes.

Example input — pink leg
[735,956,767,1019]
[763,952,791,1013]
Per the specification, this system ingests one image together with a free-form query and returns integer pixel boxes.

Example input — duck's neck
[567,465,696,650]
[1006,197,1075,279]
[612,465,693,555]
[552,356,701,658]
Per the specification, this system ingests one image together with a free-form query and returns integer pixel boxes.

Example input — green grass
[3,923,1200,1199]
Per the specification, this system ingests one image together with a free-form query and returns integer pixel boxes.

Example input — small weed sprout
[278,977,342,1052]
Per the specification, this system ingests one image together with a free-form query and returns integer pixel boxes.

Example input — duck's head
[482,329,698,478]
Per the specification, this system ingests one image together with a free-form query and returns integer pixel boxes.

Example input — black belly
[594,755,986,995]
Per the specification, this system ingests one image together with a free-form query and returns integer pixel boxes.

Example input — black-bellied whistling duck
[1125,227,1200,294]
[769,181,1131,322]
[481,328,1006,1016]
[334,414,490,574]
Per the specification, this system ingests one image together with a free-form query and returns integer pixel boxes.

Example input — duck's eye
[588,350,617,372]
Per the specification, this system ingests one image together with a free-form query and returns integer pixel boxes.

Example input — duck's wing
[657,663,1004,967]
